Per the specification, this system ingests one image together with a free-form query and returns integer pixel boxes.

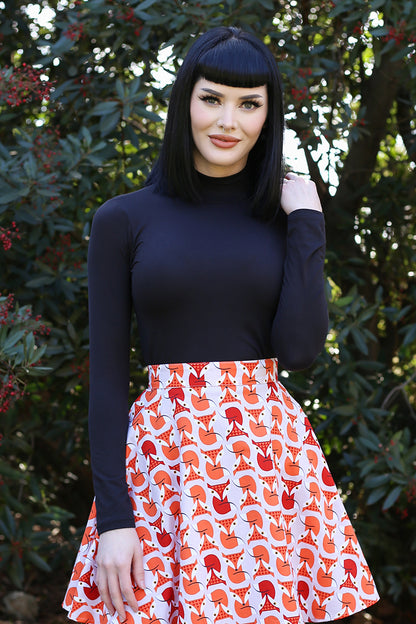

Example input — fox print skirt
[63,358,379,623]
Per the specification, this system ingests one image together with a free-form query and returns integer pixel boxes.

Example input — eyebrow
[200,87,265,100]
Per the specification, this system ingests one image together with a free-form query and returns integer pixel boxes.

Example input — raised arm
[271,174,328,370]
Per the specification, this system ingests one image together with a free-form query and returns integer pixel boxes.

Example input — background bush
[0,0,415,619]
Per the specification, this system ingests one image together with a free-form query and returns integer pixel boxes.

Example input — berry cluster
[0,374,21,414]
[64,22,85,41]
[0,293,14,326]
[382,22,412,46]
[0,222,21,251]
[291,86,311,103]
[74,73,92,98]
[0,294,51,414]
[37,233,81,271]
[70,355,89,383]
[114,5,143,37]
[0,64,51,108]
[30,127,62,173]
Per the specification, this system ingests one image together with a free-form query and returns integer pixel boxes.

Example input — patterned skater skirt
[63,358,379,624]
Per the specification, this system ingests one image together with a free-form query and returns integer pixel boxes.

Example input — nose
[217,104,236,131]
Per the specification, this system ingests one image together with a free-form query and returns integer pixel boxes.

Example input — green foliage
[0,0,415,613]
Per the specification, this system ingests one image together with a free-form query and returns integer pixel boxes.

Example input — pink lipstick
[209,134,241,148]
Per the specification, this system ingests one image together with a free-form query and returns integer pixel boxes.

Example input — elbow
[279,351,319,372]
[275,324,328,372]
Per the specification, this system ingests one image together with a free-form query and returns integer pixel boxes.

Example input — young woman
[63,26,379,624]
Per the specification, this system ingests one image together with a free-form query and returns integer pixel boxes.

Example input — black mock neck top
[87,169,328,534]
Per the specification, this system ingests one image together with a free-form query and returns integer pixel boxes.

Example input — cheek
[250,112,268,139]
[190,100,211,134]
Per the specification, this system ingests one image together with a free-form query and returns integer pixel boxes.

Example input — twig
[381,368,416,421]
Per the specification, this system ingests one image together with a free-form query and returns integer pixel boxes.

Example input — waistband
[147,358,278,389]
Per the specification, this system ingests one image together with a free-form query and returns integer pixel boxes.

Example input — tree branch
[397,86,416,166]
[326,52,404,254]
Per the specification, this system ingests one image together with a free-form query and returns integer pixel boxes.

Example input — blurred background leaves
[0,0,415,620]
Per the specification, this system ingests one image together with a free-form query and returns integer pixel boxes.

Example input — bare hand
[95,527,145,620]
[281,172,322,215]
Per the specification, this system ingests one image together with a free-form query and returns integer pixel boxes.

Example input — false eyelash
[198,95,262,108]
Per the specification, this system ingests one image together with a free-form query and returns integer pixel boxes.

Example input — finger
[120,569,139,614]
[132,545,145,590]
[284,171,299,179]
[107,570,127,622]
[96,571,115,617]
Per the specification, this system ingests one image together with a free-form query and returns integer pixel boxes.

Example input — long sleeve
[87,199,135,535]
[271,209,328,370]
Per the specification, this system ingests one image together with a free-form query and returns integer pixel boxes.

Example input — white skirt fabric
[63,358,379,623]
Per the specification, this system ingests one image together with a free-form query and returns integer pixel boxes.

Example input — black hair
[146,26,284,221]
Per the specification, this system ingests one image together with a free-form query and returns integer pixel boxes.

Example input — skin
[190,78,268,177]
[95,78,323,623]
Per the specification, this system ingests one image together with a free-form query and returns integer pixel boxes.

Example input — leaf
[100,110,120,135]
[135,0,158,10]
[27,365,53,377]
[0,186,30,205]
[369,26,390,37]
[351,327,368,355]
[115,78,125,100]
[382,486,402,511]
[81,126,92,147]
[25,275,56,288]
[336,295,354,308]
[26,550,52,572]
[367,486,388,505]
[3,329,26,351]
[90,101,119,116]
[365,473,390,488]
[257,0,274,8]
[401,324,416,348]
[358,433,381,452]
[333,404,356,416]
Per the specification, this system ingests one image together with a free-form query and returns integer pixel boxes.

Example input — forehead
[193,78,267,97]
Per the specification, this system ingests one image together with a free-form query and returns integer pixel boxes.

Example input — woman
[63,26,379,624]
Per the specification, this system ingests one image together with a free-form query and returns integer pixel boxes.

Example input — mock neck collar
[195,166,253,204]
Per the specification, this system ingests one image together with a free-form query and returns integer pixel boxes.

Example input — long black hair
[147,27,284,221]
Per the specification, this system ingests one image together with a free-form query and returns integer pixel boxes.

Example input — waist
[147,358,278,389]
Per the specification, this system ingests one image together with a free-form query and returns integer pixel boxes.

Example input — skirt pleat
[63,358,379,624]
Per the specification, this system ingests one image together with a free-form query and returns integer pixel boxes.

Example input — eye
[240,100,262,110]
[199,94,220,105]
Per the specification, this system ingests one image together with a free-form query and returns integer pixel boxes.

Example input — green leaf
[0,187,30,205]
[351,327,368,355]
[333,404,356,416]
[90,101,119,116]
[365,473,390,488]
[26,550,52,572]
[27,365,53,376]
[382,486,402,511]
[25,276,56,288]
[9,555,24,589]
[367,486,388,505]
[100,110,120,135]
[3,329,26,351]
[135,0,159,10]
[401,324,416,348]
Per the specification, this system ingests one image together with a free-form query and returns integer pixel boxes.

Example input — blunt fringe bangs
[147,27,285,222]
[195,37,271,89]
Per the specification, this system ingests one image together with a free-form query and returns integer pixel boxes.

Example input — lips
[209,134,241,148]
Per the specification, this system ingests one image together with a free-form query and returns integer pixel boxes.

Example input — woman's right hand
[95,527,145,621]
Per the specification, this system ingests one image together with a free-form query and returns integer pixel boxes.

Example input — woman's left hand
[281,172,323,215]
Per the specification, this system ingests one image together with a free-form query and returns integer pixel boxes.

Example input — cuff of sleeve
[97,516,136,536]
[287,208,324,222]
